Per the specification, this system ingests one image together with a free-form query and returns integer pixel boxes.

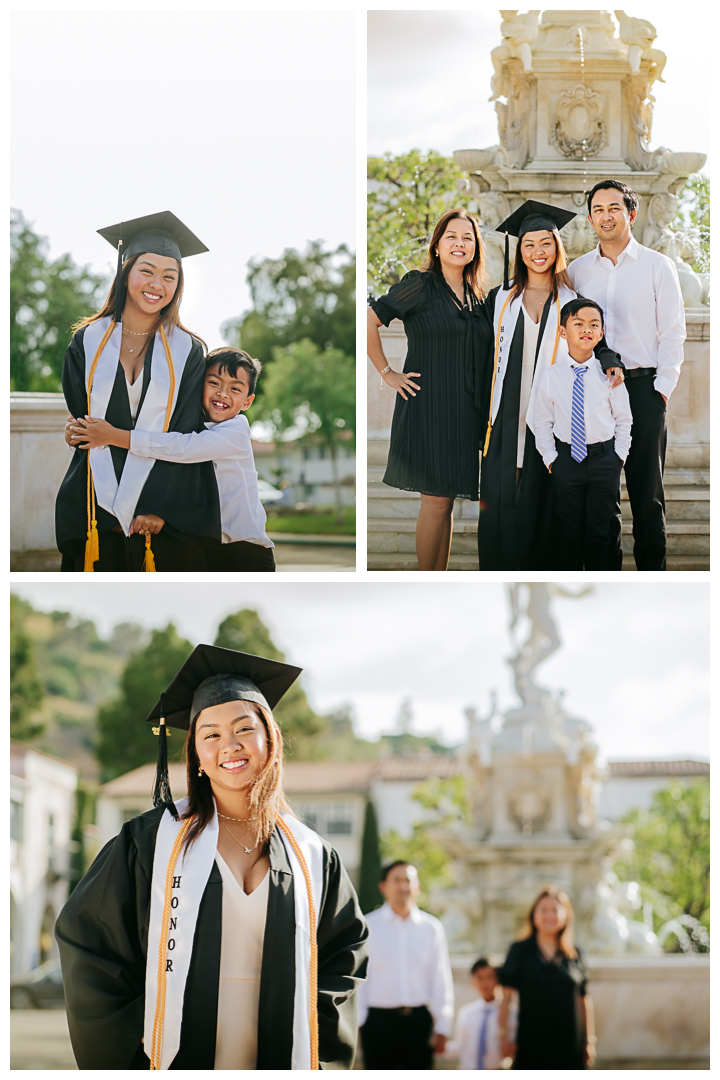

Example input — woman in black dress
[367,208,492,570]
[497,886,596,1069]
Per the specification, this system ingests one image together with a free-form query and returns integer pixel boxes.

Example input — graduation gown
[55,326,221,570]
[55,808,369,1070]
[478,288,621,571]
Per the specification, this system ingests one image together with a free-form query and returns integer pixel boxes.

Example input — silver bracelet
[380,363,392,388]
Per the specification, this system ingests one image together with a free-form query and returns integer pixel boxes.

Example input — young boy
[451,958,517,1070]
[534,298,632,570]
[70,348,275,571]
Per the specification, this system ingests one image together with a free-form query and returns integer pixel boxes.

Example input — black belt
[369,1006,427,1017]
[556,437,615,457]
[623,367,656,379]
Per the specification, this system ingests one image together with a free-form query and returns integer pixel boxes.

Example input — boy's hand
[129,514,165,536]
[607,367,624,389]
[433,1033,447,1054]
[501,1039,516,1061]
[69,416,129,450]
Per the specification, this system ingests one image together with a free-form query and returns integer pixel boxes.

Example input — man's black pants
[361,1005,434,1070]
[552,439,623,570]
[205,540,276,572]
[623,373,668,571]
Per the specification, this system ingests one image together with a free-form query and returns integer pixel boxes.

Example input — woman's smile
[220,756,249,772]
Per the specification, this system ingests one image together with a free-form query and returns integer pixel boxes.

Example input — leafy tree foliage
[221,241,355,383]
[96,624,194,782]
[357,799,384,914]
[367,149,466,295]
[214,609,327,755]
[613,777,710,947]
[673,174,710,273]
[10,594,45,740]
[256,339,355,521]
[11,210,109,391]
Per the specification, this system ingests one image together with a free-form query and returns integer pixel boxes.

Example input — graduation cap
[495,200,576,290]
[98,211,209,323]
[145,644,302,816]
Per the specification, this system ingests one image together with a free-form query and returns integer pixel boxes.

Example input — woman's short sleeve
[370,270,429,326]
[497,940,524,989]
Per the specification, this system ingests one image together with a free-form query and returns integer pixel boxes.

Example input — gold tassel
[143,533,157,572]
[84,519,99,572]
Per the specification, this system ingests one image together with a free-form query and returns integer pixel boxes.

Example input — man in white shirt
[358,861,454,1069]
[535,297,632,570]
[450,958,518,1070]
[568,180,686,571]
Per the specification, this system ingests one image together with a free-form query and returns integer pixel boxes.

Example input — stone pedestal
[11,393,69,571]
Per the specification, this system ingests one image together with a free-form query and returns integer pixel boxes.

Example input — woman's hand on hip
[384,369,421,400]
[129,514,165,536]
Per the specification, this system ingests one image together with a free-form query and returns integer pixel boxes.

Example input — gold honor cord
[276,817,320,1070]
[83,322,176,572]
[150,815,194,1070]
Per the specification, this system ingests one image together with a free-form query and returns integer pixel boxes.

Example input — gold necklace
[219,817,259,855]
[123,327,153,336]
[218,812,257,822]
[526,283,551,290]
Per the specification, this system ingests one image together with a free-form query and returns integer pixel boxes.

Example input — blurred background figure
[450,957,517,1069]
[497,886,596,1069]
[358,861,454,1069]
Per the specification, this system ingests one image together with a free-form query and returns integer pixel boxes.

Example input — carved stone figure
[624,75,656,170]
[507,583,592,703]
[643,194,708,308]
[504,74,534,166]
[476,190,513,285]
[490,10,541,101]
[615,10,667,84]
[563,212,599,260]
[551,84,607,159]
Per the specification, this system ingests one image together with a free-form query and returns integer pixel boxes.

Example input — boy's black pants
[552,438,623,570]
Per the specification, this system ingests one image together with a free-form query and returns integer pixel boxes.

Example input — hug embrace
[368,180,686,572]
[56,212,275,573]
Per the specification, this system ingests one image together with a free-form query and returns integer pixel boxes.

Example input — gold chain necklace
[218,812,257,822]
[219,817,259,855]
[526,283,551,290]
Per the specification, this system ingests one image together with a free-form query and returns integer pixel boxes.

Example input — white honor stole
[144,799,325,1070]
[82,317,193,535]
[487,284,575,444]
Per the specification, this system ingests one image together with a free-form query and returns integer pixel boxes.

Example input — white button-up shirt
[568,235,686,401]
[130,413,274,547]
[450,996,518,1070]
[357,903,455,1036]
[534,353,633,469]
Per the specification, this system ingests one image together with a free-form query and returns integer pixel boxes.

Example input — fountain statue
[433,584,662,957]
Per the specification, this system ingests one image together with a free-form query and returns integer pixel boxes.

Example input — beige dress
[213,852,269,1070]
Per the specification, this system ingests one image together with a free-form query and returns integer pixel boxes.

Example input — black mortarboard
[98,211,208,323]
[145,645,302,816]
[495,200,576,290]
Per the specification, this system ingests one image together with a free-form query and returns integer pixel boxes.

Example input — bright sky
[10,9,355,350]
[12,581,709,763]
[368,5,712,176]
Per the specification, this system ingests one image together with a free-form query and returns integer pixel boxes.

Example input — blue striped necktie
[570,365,588,463]
[477,1004,490,1068]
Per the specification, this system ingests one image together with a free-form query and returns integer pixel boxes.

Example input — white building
[10,741,79,975]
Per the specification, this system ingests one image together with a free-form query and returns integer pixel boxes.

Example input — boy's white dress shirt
[568,236,686,401]
[131,413,273,547]
[534,354,633,469]
[451,996,518,1070]
[357,903,455,1037]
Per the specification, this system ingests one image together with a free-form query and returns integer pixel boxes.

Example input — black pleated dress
[371,270,492,501]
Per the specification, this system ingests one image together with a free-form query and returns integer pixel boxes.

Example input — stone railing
[11,393,69,570]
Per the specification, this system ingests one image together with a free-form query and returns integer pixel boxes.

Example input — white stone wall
[11,393,71,568]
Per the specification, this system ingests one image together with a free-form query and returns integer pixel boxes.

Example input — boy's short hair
[560,297,604,328]
[586,179,640,217]
[379,859,413,883]
[205,347,262,394]
[470,957,495,976]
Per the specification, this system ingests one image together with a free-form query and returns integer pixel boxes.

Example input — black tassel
[503,232,510,292]
[153,694,178,819]
[113,225,124,325]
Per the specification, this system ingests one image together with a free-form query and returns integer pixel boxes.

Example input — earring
[198,765,204,777]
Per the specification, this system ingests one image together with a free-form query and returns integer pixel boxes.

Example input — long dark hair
[509,228,573,304]
[517,884,578,959]
[181,701,294,851]
[71,252,207,351]
[421,208,489,301]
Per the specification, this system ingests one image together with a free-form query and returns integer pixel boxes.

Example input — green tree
[11,209,109,391]
[221,241,355,383]
[95,624,194,781]
[367,149,466,295]
[68,781,96,893]
[257,339,355,521]
[10,594,45,741]
[613,777,710,948]
[214,609,326,756]
[357,799,383,913]
[673,174,710,273]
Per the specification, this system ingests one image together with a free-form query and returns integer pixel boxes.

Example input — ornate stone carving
[615,10,666,86]
[551,84,607,159]
[476,191,513,286]
[504,74,534,167]
[643,194,708,308]
[624,74,656,170]
[490,9,540,101]
[563,211,599,260]
[507,775,552,834]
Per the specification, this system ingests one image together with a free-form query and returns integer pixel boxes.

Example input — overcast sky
[13,581,709,763]
[10,9,355,350]
[368,5,712,176]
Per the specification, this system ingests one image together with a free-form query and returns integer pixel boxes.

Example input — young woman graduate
[367,208,492,571]
[55,645,369,1070]
[54,211,221,572]
[478,201,624,571]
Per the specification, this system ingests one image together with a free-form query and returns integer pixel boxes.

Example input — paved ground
[10,1010,77,1070]
[274,541,355,571]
